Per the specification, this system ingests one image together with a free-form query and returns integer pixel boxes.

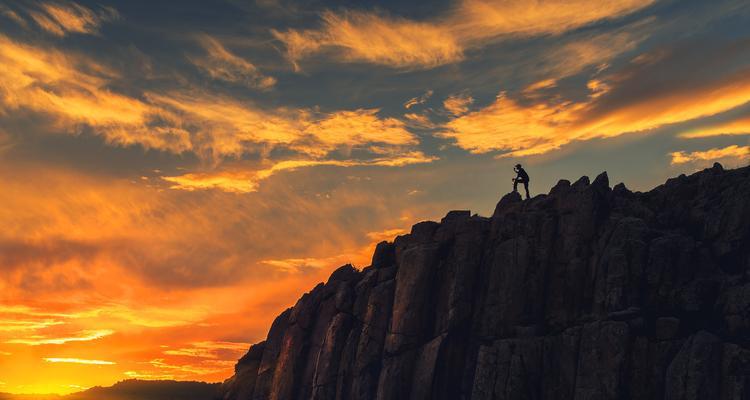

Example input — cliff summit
[221,163,750,400]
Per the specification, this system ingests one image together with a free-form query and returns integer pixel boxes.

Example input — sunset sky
[1,0,750,394]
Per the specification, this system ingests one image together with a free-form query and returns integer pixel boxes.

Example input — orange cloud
[669,145,750,165]
[190,35,276,90]
[162,341,249,358]
[680,116,750,138]
[576,71,750,140]
[538,27,646,79]
[303,109,417,150]
[449,0,653,44]
[260,227,406,275]
[141,93,421,161]
[0,5,26,27]
[523,79,557,93]
[443,93,474,116]
[274,0,653,69]
[272,10,463,70]
[6,329,113,345]
[0,160,445,393]
[0,35,427,172]
[0,35,186,153]
[162,152,436,193]
[403,113,438,130]
[0,319,64,332]
[28,1,117,37]
[443,50,750,157]
[443,92,583,156]
[404,90,433,109]
[366,228,408,242]
[44,358,116,365]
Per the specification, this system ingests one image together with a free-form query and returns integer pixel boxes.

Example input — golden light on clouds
[5,329,114,346]
[0,33,426,170]
[404,90,433,109]
[443,93,583,156]
[274,0,654,70]
[0,5,26,27]
[670,145,750,165]
[443,61,750,157]
[27,1,117,37]
[443,93,474,116]
[162,341,250,359]
[0,35,147,126]
[162,152,436,193]
[449,0,654,43]
[190,35,276,90]
[44,358,116,365]
[577,71,750,140]
[680,116,750,138]
[2,0,749,395]
[272,11,464,70]
[0,161,434,393]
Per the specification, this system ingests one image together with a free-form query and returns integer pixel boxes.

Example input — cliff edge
[221,163,750,400]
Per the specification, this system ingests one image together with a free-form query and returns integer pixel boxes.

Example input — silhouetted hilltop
[0,380,219,400]
[220,163,750,400]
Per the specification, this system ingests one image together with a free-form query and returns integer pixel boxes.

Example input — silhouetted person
[513,163,530,199]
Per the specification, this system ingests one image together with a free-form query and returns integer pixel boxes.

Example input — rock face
[220,164,750,400]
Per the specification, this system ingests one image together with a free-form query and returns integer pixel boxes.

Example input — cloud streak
[190,35,276,90]
[272,11,463,70]
[680,116,750,138]
[27,1,118,37]
[670,145,750,165]
[162,152,436,193]
[273,0,654,70]
[44,357,116,365]
[7,329,114,345]
[0,35,426,171]
[443,39,750,157]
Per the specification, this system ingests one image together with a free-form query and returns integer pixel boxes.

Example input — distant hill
[0,380,220,400]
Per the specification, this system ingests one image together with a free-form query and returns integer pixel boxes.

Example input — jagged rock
[252,309,291,399]
[221,341,265,400]
[222,166,750,400]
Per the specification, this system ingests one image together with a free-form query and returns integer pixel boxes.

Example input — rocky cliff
[220,163,750,400]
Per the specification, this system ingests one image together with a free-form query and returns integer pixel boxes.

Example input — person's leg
[523,182,530,199]
[513,179,518,192]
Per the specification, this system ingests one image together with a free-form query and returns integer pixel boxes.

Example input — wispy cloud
[44,357,116,365]
[162,341,249,359]
[443,39,750,157]
[403,113,438,129]
[189,35,276,90]
[448,0,653,43]
[0,5,27,27]
[7,329,114,345]
[0,319,65,332]
[680,116,750,138]
[0,35,425,169]
[28,1,118,37]
[443,93,474,116]
[442,92,582,156]
[272,10,463,70]
[162,152,436,193]
[273,0,654,70]
[404,90,433,109]
[670,145,750,165]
